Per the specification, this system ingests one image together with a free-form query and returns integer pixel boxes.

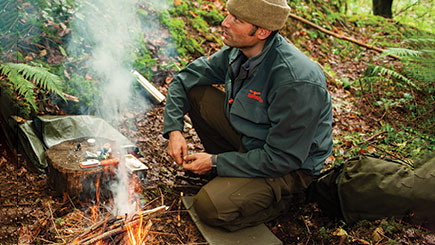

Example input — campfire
[43,137,179,244]
[70,204,168,244]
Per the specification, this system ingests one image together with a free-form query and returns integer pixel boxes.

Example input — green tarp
[17,115,134,172]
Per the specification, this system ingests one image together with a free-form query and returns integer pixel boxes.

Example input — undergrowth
[0,62,65,112]
[159,0,224,61]
[284,0,434,163]
[357,37,435,160]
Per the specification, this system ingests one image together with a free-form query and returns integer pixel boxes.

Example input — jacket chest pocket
[230,96,270,125]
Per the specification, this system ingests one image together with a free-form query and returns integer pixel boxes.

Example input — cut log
[45,137,120,203]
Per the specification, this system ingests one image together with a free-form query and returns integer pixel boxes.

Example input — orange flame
[91,176,101,221]
[126,214,142,244]
[125,215,152,244]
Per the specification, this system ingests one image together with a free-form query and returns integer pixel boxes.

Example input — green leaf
[0,62,65,110]
[59,46,67,57]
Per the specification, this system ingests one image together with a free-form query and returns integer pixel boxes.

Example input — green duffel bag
[309,154,435,228]
[339,154,435,226]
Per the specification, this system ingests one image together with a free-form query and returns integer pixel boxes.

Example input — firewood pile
[67,205,169,244]
[44,187,205,244]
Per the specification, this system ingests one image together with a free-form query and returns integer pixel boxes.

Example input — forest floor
[1,82,434,244]
[1,2,435,243]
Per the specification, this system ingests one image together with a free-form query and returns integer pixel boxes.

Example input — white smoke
[67,0,173,216]
[70,0,141,122]
[111,158,139,216]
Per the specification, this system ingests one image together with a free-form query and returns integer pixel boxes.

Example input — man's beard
[223,30,255,49]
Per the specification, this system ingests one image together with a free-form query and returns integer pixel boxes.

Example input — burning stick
[81,225,127,245]
[177,192,183,227]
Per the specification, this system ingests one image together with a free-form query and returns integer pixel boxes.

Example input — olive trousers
[187,86,313,231]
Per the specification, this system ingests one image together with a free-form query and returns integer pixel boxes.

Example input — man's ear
[257,28,272,40]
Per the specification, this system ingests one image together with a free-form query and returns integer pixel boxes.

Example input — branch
[288,13,400,59]
[395,0,421,16]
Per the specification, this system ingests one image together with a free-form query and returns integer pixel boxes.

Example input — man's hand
[183,153,212,175]
[167,131,187,165]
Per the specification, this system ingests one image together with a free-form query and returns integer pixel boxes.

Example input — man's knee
[193,188,221,226]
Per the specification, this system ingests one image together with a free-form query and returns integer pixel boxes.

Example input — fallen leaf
[18,225,34,244]
[85,74,93,80]
[40,49,47,57]
[63,69,70,79]
[190,10,198,17]
[333,228,347,237]
[372,227,384,242]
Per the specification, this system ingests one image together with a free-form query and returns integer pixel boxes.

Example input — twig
[137,220,153,244]
[288,13,400,59]
[349,236,370,244]
[395,0,421,16]
[62,92,79,102]
[136,205,168,217]
[159,187,165,205]
[47,201,64,244]
[173,184,202,189]
[177,192,183,227]
[36,237,62,244]
[66,192,77,210]
[149,231,179,237]
[168,198,178,211]
[71,215,113,243]
[301,215,311,234]
[357,131,386,146]
[81,225,127,245]
[142,196,160,210]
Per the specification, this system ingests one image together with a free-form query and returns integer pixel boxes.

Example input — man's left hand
[183,153,212,175]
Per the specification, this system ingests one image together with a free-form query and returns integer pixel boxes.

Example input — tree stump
[45,137,120,203]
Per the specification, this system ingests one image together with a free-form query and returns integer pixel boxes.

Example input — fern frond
[1,66,37,109]
[382,48,422,59]
[404,37,435,48]
[359,76,390,84]
[0,62,65,110]
[2,63,64,97]
[367,65,420,90]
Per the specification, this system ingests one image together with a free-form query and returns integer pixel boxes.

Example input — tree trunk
[372,0,393,18]
[45,137,118,203]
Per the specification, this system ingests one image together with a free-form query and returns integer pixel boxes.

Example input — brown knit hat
[226,0,290,31]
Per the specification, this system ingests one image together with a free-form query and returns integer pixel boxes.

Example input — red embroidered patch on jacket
[248,90,263,103]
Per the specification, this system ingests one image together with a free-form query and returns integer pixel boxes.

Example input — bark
[372,0,393,18]
[45,137,118,203]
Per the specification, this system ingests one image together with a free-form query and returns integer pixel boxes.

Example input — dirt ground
[1,102,434,244]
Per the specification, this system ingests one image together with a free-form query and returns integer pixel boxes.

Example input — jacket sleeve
[216,82,332,177]
[163,47,231,138]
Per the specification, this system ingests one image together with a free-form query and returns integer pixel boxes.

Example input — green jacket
[163,34,333,177]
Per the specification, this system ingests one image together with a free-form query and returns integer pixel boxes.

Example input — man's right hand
[167,131,187,165]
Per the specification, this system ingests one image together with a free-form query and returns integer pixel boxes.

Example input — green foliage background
[0,0,434,162]
[346,0,435,33]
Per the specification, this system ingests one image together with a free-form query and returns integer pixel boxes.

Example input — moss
[159,10,203,58]
[199,9,225,26]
